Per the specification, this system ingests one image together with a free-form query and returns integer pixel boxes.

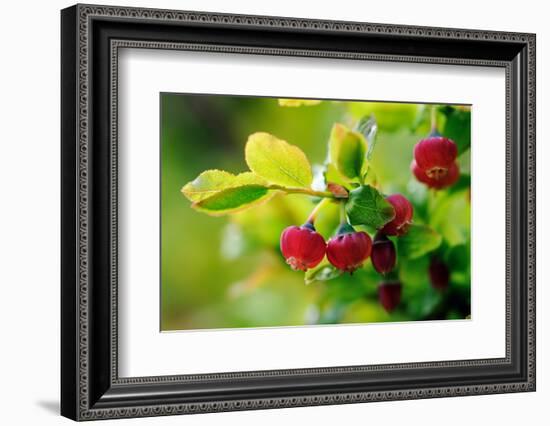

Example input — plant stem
[431,105,438,133]
[427,187,442,215]
[266,184,338,199]
[339,201,347,224]
[307,198,331,224]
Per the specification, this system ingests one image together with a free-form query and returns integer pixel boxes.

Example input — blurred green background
[161,94,471,331]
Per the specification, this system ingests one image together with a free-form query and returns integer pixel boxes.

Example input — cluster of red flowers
[279,134,458,313]
[280,194,412,312]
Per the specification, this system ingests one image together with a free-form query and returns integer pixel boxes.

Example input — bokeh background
[161,94,471,331]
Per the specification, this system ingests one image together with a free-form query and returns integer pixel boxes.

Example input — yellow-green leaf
[245,132,313,188]
[430,190,470,246]
[323,163,351,189]
[304,262,342,285]
[328,123,368,181]
[181,170,267,202]
[278,98,322,107]
[192,185,272,216]
[347,102,417,132]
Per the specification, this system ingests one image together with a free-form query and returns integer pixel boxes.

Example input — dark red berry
[371,233,396,275]
[429,257,450,291]
[411,160,459,189]
[378,281,402,312]
[380,194,413,236]
[280,223,326,271]
[326,224,372,273]
[413,136,457,173]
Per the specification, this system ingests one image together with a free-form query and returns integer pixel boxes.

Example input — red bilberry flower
[414,136,457,173]
[429,257,450,291]
[380,194,413,236]
[371,233,396,275]
[280,223,326,271]
[326,223,372,273]
[411,160,459,189]
[412,135,460,189]
[378,281,402,313]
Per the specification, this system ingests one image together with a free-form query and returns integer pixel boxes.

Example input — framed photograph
[61,4,536,421]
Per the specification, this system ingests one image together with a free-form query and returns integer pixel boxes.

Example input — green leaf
[430,191,470,246]
[397,224,442,259]
[181,170,267,202]
[192,185,271,216]
[328,123,368,181]
[245,132,313,188]
[405,287,443,318]
[345,185,395,229]
[447,243,470,272]
[440,106,471,155]
[304,262,342,285]
[411,104,431,134]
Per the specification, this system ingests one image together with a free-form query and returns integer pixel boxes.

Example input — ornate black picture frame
[61,4,536,421]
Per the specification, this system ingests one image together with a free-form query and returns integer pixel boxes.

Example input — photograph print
[161,94,471,331]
